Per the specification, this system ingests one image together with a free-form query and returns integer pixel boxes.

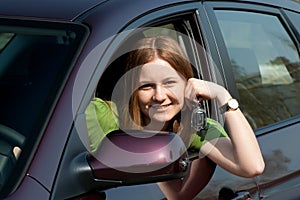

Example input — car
[1,0,300,199]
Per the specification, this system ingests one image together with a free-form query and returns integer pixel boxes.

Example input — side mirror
[75,130,189,191]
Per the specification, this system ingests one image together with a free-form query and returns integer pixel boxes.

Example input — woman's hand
[185,78,231,106]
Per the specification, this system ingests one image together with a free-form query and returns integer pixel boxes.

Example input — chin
[152,115,175,123]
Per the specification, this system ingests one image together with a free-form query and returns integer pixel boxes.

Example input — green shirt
[85,98,119,152]
[189,118,228,150]
[85,98,228,152]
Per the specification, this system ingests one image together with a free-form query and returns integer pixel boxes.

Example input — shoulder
[205,118,228,139]
[189,118,228,150]
[87,98,118,115]
[86,97,119,126]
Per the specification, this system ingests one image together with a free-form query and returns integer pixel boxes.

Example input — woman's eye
[164,80,176,86]
[139,83,154,90]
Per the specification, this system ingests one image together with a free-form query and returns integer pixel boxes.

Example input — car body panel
[6,177,49,200]
[0,0,106,21]
[198,119,300,199]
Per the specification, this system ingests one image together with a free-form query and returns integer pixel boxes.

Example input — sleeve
[85,98,119,152]
[188,118,228,151]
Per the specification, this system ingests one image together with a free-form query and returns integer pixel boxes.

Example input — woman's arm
[158,156,215,200]
[185,78,265,178]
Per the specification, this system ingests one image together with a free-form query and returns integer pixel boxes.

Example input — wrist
[216,88,232,106]
[219,98,239,114]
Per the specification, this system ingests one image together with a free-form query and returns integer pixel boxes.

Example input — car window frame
[282,9,300,49]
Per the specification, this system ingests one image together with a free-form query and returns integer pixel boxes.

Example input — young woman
[115,36,265,199]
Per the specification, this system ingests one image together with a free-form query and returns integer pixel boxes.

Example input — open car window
[86,12,209,155]
[96,16,204,103]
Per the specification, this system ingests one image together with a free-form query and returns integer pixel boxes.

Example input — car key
[191,100,207,132]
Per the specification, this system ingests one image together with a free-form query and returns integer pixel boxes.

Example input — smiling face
[137,58,187,130]
[120,36,194,131]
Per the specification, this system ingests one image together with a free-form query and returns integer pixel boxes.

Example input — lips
[150,103,172,112]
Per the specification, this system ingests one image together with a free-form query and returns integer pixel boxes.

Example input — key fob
[191,102,207,132]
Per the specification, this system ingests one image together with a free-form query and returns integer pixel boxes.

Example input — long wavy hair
[119,36,194,142]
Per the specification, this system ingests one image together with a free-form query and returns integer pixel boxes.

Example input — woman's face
[137,58,187,128]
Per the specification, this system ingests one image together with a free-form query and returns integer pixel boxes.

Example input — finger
[196,95,204,102]
[184,97,193,110]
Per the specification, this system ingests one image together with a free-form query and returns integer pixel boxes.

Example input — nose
[153,85,167,102]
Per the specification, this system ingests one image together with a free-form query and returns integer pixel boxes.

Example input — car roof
[0,0,107,21]
[228,0,300,11]
[0,0,299,22]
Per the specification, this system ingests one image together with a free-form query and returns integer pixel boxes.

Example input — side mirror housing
[73,130,189,192]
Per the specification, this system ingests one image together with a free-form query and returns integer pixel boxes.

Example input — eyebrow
[138,76,179,85]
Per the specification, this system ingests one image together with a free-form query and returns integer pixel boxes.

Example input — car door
[51,2,217,200]
[197,1,300,199]
[93,4,212,200]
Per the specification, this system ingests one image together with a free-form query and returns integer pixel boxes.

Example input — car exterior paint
[1,0,300,199]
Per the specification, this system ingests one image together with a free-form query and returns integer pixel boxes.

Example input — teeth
[152,104,168,109]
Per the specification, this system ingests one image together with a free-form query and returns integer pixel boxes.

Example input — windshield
[0,18,87,196]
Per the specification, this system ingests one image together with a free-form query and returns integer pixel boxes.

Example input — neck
[144,120,170,132]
